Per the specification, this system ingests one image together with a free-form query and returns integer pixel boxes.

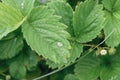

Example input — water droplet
[21,2,24,9]
[57,42,63,47]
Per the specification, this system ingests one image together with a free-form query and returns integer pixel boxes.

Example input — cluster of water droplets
[57,42,63,47]
[21,2,24,9]
[56,42,65,54]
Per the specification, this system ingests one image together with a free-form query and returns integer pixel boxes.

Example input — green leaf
[0,60,8,73]
[100,66,120,80]
[103,13,120,48]
[74,46,120,80]
[35,0,67,6]
[0,33,23,59]
[0,3,25,39]
[1,32,16,40]
[48,0,67,2]
[108,76,120,80]
[9,48,39,79]
[9,61,26,79]
[26,68,41,80]
[46,42,82,69]
[43,0,76,69]
[48,1,74,35]
[22,49,39,71]
[74,52,101,80]
[69,42,83,62]
[102,0,120,47]
[100,47,120,80]
[64,74,79,80]
[102,0,120,17]
[73,0,104,43]
[49,66,74,80]
[2,0,35,16]
[22,6,71,64]
[46,59,64,69]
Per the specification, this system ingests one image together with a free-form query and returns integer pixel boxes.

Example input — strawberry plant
[0,0,120,80]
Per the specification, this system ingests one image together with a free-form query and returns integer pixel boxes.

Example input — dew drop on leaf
[21,2,24,9]
[57,42,63,47]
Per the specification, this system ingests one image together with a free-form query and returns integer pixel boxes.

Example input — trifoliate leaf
[0,33,23,59]
[74,52,101,80]
[22,6,71,64]
[64,74,79,80]
[48,1,74,35]
[103,0,120,47]
[0,3,25,39]
[46,42,82,69]
[73,0,104,43]
[2,0,35,16]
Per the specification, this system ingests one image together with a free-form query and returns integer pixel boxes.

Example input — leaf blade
[48,1,74,36]
[46,41,83,69]
[73,0,104,43]
[103,0,120,47]
[22,6,71,64]
[2,0,35,16]
[74,52,101,80]
[0,34,23,59]
[0,3,25,39]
